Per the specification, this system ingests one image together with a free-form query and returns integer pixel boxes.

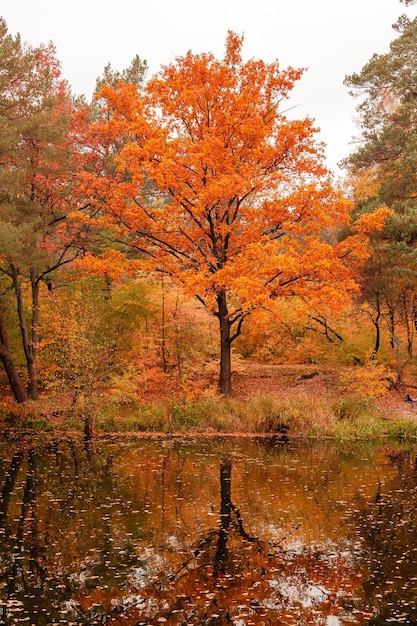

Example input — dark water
[0,434,417,625]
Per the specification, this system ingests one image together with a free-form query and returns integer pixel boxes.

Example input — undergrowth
[1,390,413,441]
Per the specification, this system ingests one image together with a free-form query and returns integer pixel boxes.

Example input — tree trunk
[404,293,413,357]
[387,304,395,350]
[373,318,381,355]
[28,272,40,400]
[391,332,402,383]
[83,390,95,439]
[217,291,232,396]
[0,302,28,403]
[0,450,25,527]
[12,266,39,400]
[161,276,168,373]
[84,415,94,439]
[372,294,381,355]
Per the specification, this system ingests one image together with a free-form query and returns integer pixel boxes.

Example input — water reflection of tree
[0,439,142,625]
[355,448,417,625]
[0,447,52,623]
[108,459,364,626]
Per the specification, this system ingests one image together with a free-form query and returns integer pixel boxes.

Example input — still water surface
[0,434,417,625]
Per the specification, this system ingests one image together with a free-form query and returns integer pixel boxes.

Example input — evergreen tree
[0,18,88,401]
[344,8,417,357]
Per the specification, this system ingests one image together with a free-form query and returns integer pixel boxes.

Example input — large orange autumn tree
[82,32,376,395]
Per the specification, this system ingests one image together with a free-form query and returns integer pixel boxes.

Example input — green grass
[386,419,417,439]
[168,397,239,432]
[96,401,169,432]
[235,394,336,436]
[332,414,385,440]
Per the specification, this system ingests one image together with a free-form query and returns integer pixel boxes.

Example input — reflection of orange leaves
[107,537,364,626]
[74,585,119,613]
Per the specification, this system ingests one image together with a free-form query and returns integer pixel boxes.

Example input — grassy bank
[3,391,417,441]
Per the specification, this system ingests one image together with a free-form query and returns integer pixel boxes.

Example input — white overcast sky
[1,0,416,175]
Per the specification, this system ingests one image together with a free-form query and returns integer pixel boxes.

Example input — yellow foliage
[348,167,380,201]
[338,356,393,398]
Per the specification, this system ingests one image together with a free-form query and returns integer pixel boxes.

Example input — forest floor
[137,361,417,423]
[230,362,417,423]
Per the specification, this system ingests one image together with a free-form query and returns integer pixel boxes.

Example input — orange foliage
[72,249,133,280]
[351,206,393,236]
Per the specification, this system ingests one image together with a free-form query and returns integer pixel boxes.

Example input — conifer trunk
[11,267,39,400]
[0,303,28,403]
[28,272,40,400]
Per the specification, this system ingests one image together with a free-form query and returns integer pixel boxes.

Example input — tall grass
[2,390,410,440]
[234,393,335,436]
[386,419,417,439]
[95,391,386,439]
[331,396,385,440]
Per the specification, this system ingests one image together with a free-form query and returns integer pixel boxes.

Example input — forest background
[1,0,417,437]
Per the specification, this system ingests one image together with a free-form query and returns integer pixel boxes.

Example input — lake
[0,433,417,625]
